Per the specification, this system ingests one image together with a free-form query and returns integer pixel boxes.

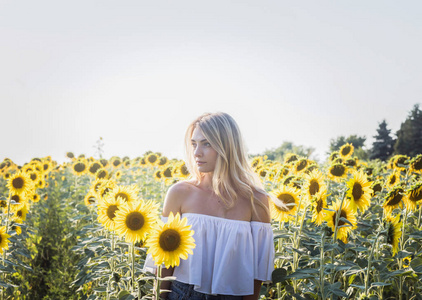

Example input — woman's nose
[194,146,202,157]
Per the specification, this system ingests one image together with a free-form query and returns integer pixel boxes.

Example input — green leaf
[371,282,391,287]
[410,257,422,273]
[286,268,319,280]
[272,268,287,283]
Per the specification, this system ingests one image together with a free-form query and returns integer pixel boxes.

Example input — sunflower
[270,186,301,222]
[345,158,358,169]
[110,157,122,168]
[95,168,109,180]
[251,156,264,169]
[90,179,107,197]
[384,213,401,256]
[88,161,102,175]
[284,153,299,164]
[97,180,118,201]
[146,212,196,268]
[404,182,422,211]
[176,162,190,179]
[108,185,139,204]
[323,199,357,243]
[11,225,22,235]
[386,171,400,188]
[153,170,162,181]
[14,203,29,222]
[72,159,88,176]
[146,153,159,166]
[311,188,328,225]
[304,164,318,175]
[339,143,354,159]
[158,156,169,167]
[303,169,326,200]
[114,170,123,179]
[390,155,409,171]
[114,201,159,243]
[66,152,75,159]
[84,191,98,206]
[409,154,422,173]
[346,171,373,213]
[41,160,52,173]
[0,226,11,254]
[7,171,34,195]
[329,151,339,162]
[371,181,383,197]
[328,164,348,181]
[162,166,174,179]
[383,186,405,214]
[403,256,412,268]
[293,158,308,174]
[28,171,41,183]
[8,193,28,212]
[97,195,125,231]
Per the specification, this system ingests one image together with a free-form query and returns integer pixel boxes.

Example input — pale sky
[1,1,421,166]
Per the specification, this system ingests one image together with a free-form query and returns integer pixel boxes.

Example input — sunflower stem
[417,204,422,228]
[131,242,136,294]
[364,231,381,297]
[320,230,326,300]
[155,265,162,300]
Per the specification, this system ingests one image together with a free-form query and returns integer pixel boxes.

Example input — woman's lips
[196,161,206,165]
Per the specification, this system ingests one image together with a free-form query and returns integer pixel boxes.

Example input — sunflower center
[331,165,346,177]
[97,170,107,179]
[409,186,422,202]
[413,158,422,170]
[334,210,347,226]
[159,229,181,251]
[181,165,189,176]
[316,199,323,213]
[387,224,394,244]
[115,193,129,202]
[372,183,382,194]
[0,235,2,243]
[30,173,37,181]
[163,168,172,178]
[341,146,351,156]
[309,180,320,195]
[74,163,86,173]
[277,193,296,212]
[352,183,363,201]
[389,175,397,185]
[94,183,102,192]
[11,194,21,203]
[102,187,112,197]
[12,177,24,189]
[17,210,23,218]
[107,205,119,220]
[90,163,101,174]
[296,160,307,172]
[88,197,96,204]
[113,160,121,167]
[387,190,403,206]
[125,212,145,231]
[148,155,158,163]
[43,163,49,171]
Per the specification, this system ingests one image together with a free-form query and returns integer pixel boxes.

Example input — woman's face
[191,127,218,173]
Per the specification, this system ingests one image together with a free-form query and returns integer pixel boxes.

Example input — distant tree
[394,104,422,157]
[260,141,315,162]
[328,134,368,160]
[369,120,395,161]
[329,135,366,153]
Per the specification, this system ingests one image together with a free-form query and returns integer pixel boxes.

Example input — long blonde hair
[184,112,269,217]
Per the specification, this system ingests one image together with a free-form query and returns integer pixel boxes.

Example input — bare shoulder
[162,181,195,217]
[251,190,271,223]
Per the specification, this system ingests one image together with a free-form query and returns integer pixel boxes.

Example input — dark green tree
[328,135,366,153]
[260,141,315,162]
[394,104,422,157]
[369,120,395,161]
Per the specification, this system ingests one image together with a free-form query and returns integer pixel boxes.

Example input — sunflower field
[1,145,422,300]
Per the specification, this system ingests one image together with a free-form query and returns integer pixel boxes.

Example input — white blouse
[144,213,275,296]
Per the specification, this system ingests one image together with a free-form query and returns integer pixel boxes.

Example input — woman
[157,112,274,299]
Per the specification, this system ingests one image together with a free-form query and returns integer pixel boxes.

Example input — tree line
[260,103,422,162]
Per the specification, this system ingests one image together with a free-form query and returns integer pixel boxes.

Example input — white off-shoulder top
[144,213,275,296]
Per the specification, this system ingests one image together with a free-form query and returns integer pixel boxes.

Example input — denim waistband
[168,280,243,300]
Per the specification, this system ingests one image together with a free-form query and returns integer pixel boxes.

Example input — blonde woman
[158,112,274,299]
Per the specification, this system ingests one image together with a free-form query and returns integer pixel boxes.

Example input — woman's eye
[204,143,211,147]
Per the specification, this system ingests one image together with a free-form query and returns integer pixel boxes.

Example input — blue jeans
[168,280,243,300]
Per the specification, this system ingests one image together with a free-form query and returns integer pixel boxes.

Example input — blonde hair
[184,112,269,218]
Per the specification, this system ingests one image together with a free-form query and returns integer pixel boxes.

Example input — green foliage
[394,104,422,157]
[329,135,368,160]
[259,141,315,162]
[369,120,395,161]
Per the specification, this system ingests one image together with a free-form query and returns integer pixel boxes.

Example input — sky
[1,0,421,166]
